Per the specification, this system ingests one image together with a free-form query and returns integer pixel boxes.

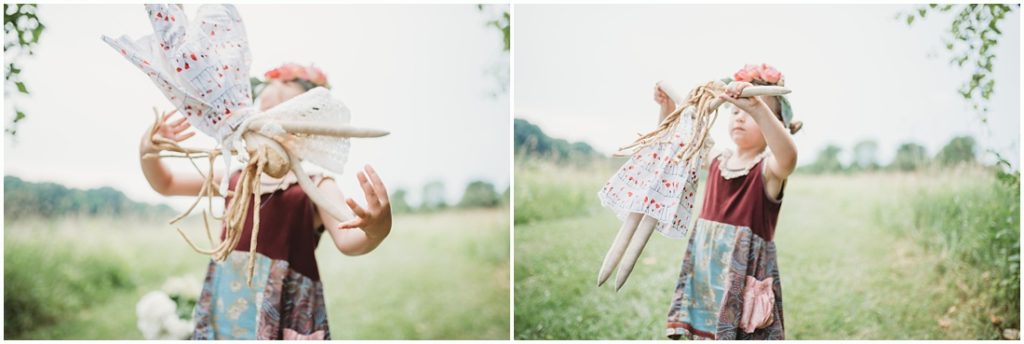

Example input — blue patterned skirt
[665,219,785,340]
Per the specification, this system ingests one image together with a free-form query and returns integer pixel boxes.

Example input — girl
[138,63,393,340]
[663,65,800,340]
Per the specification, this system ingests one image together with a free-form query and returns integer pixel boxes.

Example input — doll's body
[598,105,707,240]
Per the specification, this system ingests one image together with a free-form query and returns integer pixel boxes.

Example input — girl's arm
[316,165,393,256]
[718,83,798,181]
[139,109,222,196]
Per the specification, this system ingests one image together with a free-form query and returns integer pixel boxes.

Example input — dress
[665,149,786,340]
[598,106,711,239]
[192,171,332,340]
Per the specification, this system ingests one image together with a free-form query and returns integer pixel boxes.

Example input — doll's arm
[654,83,677,124]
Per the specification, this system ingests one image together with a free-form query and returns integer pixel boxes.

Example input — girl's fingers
[338,218,363,230]
[357,172,381,209]
[162,109,177,121]
[174,131,195,142]
[364,165,389,205]
[718,93,737,105]
[346,197,370,219]
[170,116,187,127]
[172,120,191,133]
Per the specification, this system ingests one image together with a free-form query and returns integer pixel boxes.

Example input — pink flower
[291,64,310,80]
[263,63,329,87]
[732,63,784,85]
[307,66,328,86]
[264,64,297,81]
[733,64,761,82]
[759,64,782,84]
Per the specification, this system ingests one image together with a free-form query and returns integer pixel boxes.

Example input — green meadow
[5,208,510,339]
[514,159,1019,340]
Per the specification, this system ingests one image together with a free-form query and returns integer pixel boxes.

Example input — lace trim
[717,149,770,180]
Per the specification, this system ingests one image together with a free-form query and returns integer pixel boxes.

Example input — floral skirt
[665,219,785,340]
[191,251,330,340]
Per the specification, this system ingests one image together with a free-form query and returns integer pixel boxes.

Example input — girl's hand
[140,109,195,156]
[654,84,676,115]
[338,165,393,241]
[718,81,768,115]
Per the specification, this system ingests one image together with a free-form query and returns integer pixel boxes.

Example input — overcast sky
[4,4,510,210]
[515,4,1020,168]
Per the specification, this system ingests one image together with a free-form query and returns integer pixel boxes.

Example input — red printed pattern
[598,112,709,239]
[103,4,253,141]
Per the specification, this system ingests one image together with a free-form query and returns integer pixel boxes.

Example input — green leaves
[900,4,1016,124]
[5,4,46,137]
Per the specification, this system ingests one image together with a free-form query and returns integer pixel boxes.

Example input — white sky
[4,4,510,210]
[515,4,1020,168]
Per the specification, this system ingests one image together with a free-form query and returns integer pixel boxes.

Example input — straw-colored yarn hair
[618,80,724,163]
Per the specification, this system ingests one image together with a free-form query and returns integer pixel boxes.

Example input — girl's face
[256,80,306,111]
[727,99,768,150]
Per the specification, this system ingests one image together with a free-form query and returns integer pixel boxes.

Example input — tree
[477,4,509,97]
[420,180,447,212]
[851,139,880,171]
[458,180,500,208]
[900,4,1017,122]
[890,142,929,171]
[807,144,844,174]
[901,4,1019,189]
[4,4,46,136]
[514,118,600,161]
[389,188,413,214]
[936,135,977,166]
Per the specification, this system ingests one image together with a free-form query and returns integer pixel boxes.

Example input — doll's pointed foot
[614,266,633,291]
[597,265,614,287]
[613,216,657,292]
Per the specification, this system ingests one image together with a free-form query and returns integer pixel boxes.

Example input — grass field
[514,160,1018,340]
[4,208,510,339]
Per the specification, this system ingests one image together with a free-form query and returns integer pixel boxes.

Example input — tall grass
[4,238,136,337]
[874,165,1020,338]
[4,209,510,339]
[515,158,1019,339]
[513,157,620,225]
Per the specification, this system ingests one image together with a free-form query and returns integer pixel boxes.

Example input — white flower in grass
[136,291,177,339]
[162,274,201,299]
[137,275,204,339]
[163,314,196,339]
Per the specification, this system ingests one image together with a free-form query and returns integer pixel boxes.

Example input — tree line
[3,176,177,222]
[390,180,510,214]
[801,136,982,174]
[3,175,508,221]
[514,118,601,162]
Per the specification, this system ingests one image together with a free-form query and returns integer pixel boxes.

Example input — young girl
[662,65,801,340]
[138,63,393,340]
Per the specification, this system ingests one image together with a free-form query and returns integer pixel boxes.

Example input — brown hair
[761,95,803,135]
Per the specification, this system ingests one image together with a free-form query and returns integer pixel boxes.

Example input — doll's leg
[614,214,658,291]
[597,212,644,287]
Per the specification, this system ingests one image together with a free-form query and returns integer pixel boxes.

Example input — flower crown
[722,63,795,131]
[732,63,785,86]
[251,63,330,99]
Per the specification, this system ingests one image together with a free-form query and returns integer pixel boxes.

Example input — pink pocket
[739,275,775,333]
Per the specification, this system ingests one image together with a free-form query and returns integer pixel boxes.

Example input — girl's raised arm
[315,165,393,256]
[139,109,223,197]
[718,83,798,181]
